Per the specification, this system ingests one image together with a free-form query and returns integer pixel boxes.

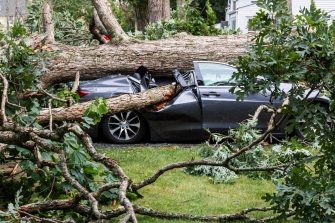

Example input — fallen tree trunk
[40,34,250,88]
[37,84,176,123]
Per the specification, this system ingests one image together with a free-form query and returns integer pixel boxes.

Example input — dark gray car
[77,61,328,143]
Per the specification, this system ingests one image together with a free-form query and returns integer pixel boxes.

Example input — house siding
[236,4,259,33]
[0,0,26,16]
[292,0,335,15]
[236,0,254,8]
[226,0,335,33]
[0,0,28,30]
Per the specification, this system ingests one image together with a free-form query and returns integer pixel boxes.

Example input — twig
[42,1,55,44]
[44,177,56,201]
[68,71,80,106]
[6,99,26,111]
[68,124,138,223]
[10,163,20,176]
[252,105,274,121]
[58,149,106,219]
[38,86,67,103]
[133,205,272,223]
[231,164,289,173]
[71,71,80,92]
[132,101,288,191]
[0,73,8,124]
[93,182,121,199]
[48,99,53,131]
[19,210,62,223]
[119,214,131,223]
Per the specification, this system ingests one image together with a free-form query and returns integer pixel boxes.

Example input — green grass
[101,146,277,223]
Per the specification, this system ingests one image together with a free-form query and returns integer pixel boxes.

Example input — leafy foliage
[25,0,97,46]
[0,24,118,221]
[232,0,335,221]
[143,1,236,40]
[185,120,311,184]
[83,97,108,126]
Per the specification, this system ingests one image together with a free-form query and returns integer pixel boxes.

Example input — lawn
[101,145,279,223]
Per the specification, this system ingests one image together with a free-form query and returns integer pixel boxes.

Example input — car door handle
[202,92,221,97]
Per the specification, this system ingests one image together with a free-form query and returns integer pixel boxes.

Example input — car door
[194,62,272,133]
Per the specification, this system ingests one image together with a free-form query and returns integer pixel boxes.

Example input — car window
[198,63,236,86]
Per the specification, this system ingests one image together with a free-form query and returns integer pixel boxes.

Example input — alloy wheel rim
[108,111,140,141]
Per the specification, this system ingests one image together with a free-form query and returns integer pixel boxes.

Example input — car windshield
[198,62,236,86]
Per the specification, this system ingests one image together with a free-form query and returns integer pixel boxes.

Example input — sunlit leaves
[83,97,108,125]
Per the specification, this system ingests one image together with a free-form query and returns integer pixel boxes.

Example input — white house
[226,0,335,33]
[0,0,29,30]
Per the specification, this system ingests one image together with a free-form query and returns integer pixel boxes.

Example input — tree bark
[135,3,148,32]
[287,0,292,14]
[42,1,55,44]
[148,0,163,24]
[39,34,249,88]
[162,0,171,21]
[89,10,109,44]
[176,0,186,19]
[93,9,108,36]
[37,85,176,123]
[92,0,129,41]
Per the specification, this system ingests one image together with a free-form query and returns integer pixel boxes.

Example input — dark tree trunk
[135,3,149,31]
[92,0,129,41]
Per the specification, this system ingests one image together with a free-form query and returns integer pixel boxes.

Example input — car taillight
[76,89,91,97]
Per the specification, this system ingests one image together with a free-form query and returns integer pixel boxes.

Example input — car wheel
[101,111,147,144]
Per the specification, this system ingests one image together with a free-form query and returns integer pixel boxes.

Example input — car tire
[101,111,147,144]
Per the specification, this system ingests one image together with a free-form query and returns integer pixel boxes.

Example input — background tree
[130,0,149,31]
[192,0,228,22]
[148,0,171,24]
[162,0,171,21]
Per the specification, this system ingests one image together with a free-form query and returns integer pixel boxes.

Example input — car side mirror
[197,80,204,86]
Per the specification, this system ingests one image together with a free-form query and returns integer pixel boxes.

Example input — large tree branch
[132,104,288,191]
[58,149,105,219]
[42,1,55,44]
[89,9,109,44]
[133,205,273,223]
[37,84,176,123]
[19,199,287,223]
[93,9,108,36]
[0,73,8,124]
[68,124,138,222]
[92,0,129,41]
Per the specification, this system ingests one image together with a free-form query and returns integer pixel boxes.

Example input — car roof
[193,61,236,68]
